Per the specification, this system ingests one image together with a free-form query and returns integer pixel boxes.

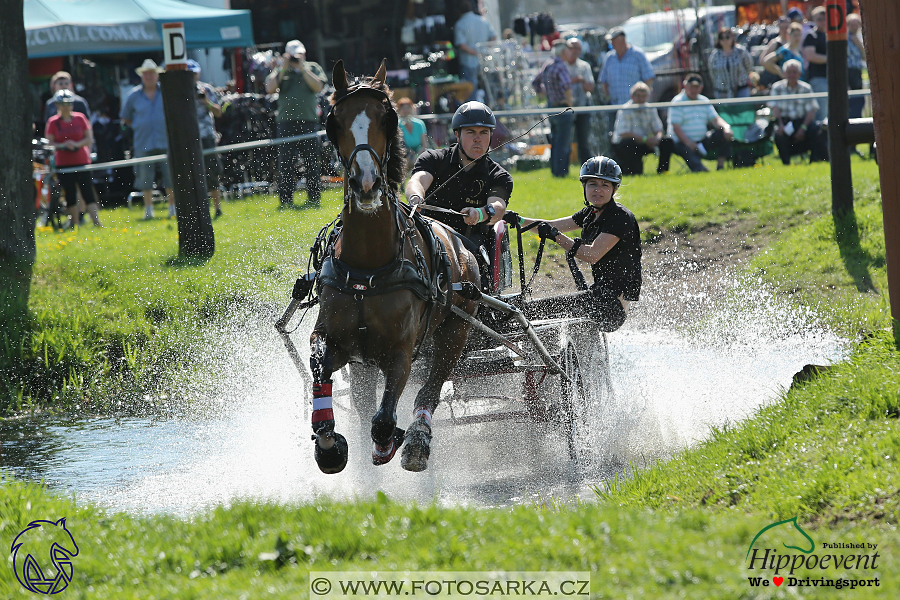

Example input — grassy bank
[1,159,897,597]
[1,474,897,598]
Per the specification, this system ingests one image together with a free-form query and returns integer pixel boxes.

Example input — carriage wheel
[560,342,586,462]
[558,323,612,464]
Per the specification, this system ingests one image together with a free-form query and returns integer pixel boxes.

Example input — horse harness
[312,82,454,359]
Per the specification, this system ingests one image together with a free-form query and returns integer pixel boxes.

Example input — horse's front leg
[370,353,412,466]
[309,331,348,474]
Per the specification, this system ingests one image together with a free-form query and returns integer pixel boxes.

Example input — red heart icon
[773,577,783,586]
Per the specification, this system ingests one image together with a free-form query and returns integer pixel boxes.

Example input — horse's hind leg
[370,355,411,466]
[348,362,378,441]
[401,317,469,472]
[309,331,348,474]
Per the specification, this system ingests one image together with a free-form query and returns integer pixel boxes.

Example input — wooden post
[825,0,853,217]
[0,0,35,316]
[859,2,900,328]
[159,23,214,259]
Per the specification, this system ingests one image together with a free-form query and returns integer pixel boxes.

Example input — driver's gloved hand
[537,221,560,240]
[502,210,520,227]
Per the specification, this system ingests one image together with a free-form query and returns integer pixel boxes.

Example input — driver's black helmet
[579,155,622,185]
[451,101,496,132]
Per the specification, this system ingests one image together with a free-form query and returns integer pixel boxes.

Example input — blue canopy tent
[25,0,254,58]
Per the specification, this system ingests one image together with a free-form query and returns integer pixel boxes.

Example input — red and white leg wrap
[413,406,432,428]
[311,383,333,424]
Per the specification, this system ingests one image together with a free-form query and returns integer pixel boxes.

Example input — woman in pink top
[45,89,102,227]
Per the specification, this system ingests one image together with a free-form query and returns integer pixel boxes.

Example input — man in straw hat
[120,59,175,219]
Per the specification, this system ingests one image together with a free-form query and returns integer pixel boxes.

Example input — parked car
[612,5,737,105]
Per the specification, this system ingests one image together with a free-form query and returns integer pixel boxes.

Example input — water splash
[0,267,847,515]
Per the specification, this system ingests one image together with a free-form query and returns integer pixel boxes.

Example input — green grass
[1,190,345,414]
[1,477,896,598]
[1,159,897,597]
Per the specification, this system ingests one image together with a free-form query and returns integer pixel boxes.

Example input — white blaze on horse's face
[349,109,383,213]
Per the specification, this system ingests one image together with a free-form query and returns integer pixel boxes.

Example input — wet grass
[1,191,342,415]
[1,477,896,598]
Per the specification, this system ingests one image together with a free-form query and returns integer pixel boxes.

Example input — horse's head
[326,60,404,214]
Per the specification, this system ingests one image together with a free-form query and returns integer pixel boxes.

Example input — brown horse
[308,60,480,474]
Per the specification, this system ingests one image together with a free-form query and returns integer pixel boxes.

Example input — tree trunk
[0,0,36,318]
[859,2,900,327]
[159,70,215,259]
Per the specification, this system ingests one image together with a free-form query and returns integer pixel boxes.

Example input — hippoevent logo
[10,518,79,594]
[745,517,880,590]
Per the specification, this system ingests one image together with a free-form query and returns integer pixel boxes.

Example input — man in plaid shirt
[612,82,674,175]
[767,59,824,164]
[532,40,574,177]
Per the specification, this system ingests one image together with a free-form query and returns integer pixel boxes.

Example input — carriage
[274,61,614,473]
[276,206,614,466]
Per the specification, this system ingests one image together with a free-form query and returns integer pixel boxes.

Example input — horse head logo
[746,516,815,559]
[11,518,79,594]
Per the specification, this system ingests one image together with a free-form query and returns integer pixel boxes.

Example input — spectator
[611,82,673,176]
[759,17,790,66]
[763,23,805,82]
[187,59,224,218]
[803,6,828,121]
[532,40,574,177]
[565,37,597,165]
[757,17,791,89]
[453,0,496,102]
[598,27,654,132]
[265,39,327,209]
[43,71,91,124]
[709,27,754,99]
[767,59,824,165]
[120,59,175,220]
[665,73,733,172]
[397,98,428,176]
[44,71,93,222]
[846,12,866,120]
[45,90,102,228]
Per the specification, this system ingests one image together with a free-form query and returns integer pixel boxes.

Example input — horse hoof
[372,428,405,466]
[314,431,348,474]
[400,419,431,472]
[371,409,397,447]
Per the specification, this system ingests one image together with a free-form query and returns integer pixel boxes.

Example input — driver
[517,156,641,332]
[404,101,512,285]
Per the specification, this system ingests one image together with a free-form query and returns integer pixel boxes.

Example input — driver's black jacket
[572,200,642,301]
[412,144,513,247]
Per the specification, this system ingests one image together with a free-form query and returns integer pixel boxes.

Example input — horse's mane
[330,75,405,192]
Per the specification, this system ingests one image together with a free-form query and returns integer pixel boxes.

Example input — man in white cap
[265,39,327,208]
[188,59,224,218]
[120,59,175,219]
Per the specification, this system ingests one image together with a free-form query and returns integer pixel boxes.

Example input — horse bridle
[325,85,398,192]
